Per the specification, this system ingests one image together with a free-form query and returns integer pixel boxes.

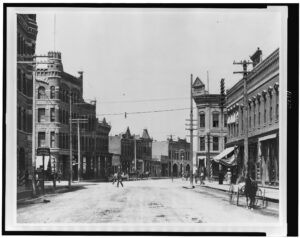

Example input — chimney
[250,47,262,67]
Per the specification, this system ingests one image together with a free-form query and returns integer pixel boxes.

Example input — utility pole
[219,79,225,183]
[18,54,50,196]
[233,60,253,177]
[70,118,88,182]
[206,132,211,181]
[69,91,72,188]
[134,137,137,172]
[189,74,194,187]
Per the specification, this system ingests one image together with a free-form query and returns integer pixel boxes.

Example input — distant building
[35,51,111,180]
[109,127,135,174]
[226,48,279,186]
[136,129,152,173]
[152,137,190,177]
[192,77,228,179]
[17,14,38,180]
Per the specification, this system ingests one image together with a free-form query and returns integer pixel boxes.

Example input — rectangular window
[253,104,256,128]
[200,137,205,151]
[199,113,205,128]
[213,137,219,151]
[50,132,55,148]
[83,157,86,174]
[224,114,227,127]
[249,106,251,129]
[270,96,273,122]
[241,110,244,132]
[38,108,46,122]
[264,99,267,124]
[213,113,219,128]
[258,103,260,126]
[224,136,227,145]
[50,108,55,122]
[38,132,46,147]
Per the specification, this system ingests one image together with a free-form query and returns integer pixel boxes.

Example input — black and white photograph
[3,3,296,236]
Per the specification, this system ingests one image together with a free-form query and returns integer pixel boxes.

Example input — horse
[244,176,258,209]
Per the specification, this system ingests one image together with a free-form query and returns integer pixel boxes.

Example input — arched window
[50,86,55,99]
[38,86,45,99]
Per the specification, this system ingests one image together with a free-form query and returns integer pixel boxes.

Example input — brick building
[136,129,152,174]
[192,77,228,179]
[109,128,153,174]
[35,51,111,180]
[17,14,38,180]
[226,48,279,186]
[152,137,190,177]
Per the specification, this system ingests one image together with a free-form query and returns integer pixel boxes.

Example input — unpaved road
[17,179,278,223]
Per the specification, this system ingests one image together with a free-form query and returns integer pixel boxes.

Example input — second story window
[264,98,267,124]
[50,86,55,99]
[38,86,46,99]
[213,113,219,128]
[213,136,219,151]
[199,113,205,128]
[50,108,55,122]
[269,95,273,122]
[200,137,205,151]
[224,114,227,127]
[38,132,46,147]
[50,132,55,148]
[38,108,46,122]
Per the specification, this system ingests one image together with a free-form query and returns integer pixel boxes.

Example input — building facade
[192,77,228,179]
[136,129,152,174]
[152,138,190,177]
[226,48,279,186]
[35,51,111,180]
[17,14,38,182]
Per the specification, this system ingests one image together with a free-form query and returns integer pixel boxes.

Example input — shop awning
[212,147,235,162]
[218,154,237,167]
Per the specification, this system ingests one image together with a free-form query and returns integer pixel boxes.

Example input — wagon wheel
[255,188,263,207]
[228,185,234,204]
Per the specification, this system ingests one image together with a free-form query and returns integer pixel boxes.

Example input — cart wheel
[228,185,234,204]
[255,188,263,207]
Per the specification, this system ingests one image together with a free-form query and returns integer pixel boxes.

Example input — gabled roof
[193,77,205,88]
[123,127,131,138]
[141,128,151,139]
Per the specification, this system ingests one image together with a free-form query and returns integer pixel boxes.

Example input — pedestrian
[200,167,205,185]
[112,172,117,185]
[117,171,123,188]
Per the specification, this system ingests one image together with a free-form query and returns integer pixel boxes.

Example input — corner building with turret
[35,51,112,180]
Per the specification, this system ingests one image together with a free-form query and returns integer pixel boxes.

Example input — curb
[199,185,279,203]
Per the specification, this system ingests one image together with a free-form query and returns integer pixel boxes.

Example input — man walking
[117,171,123,188]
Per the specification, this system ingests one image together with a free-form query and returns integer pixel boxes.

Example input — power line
[97,96,189,104]
[98,107,198,116]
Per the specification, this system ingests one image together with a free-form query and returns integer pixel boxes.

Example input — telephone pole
[70,118,88,182]
[233,60,253,177]
[189,74,194,187]
[69,92,72,188]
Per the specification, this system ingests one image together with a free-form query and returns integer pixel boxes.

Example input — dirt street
[17,179,278,223]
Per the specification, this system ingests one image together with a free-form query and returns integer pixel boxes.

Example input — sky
[35,8,282,141]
